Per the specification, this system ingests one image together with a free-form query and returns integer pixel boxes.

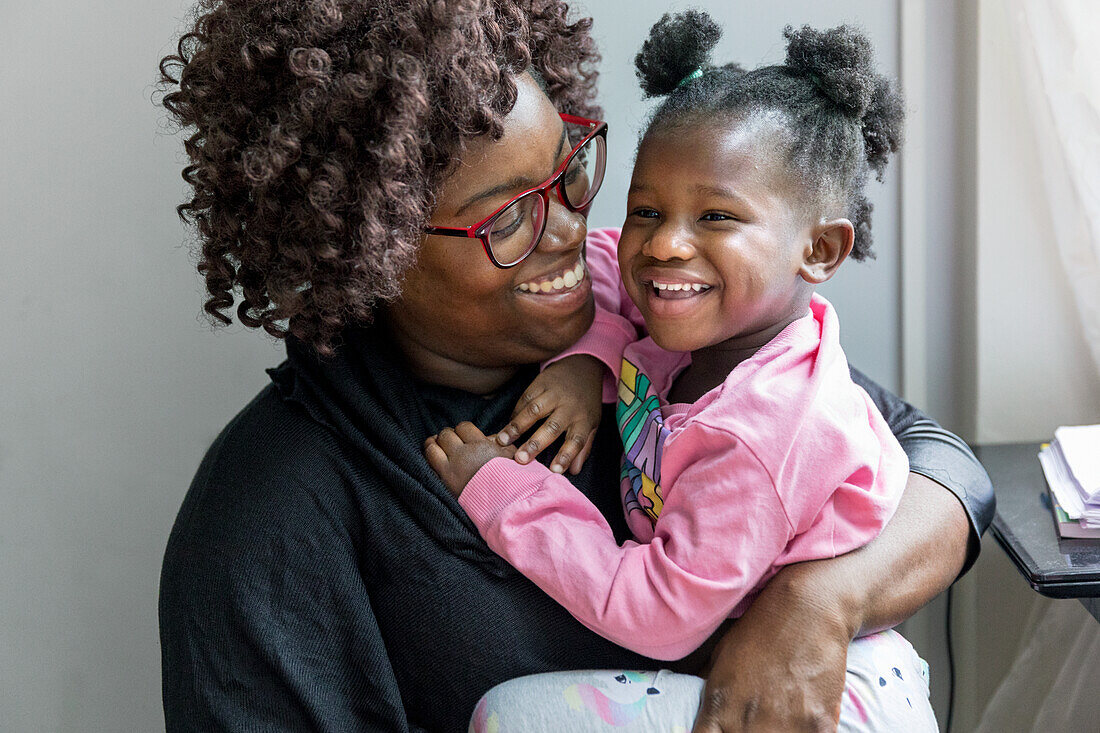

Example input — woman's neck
[380,316,519,395]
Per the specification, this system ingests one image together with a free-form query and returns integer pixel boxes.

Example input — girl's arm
[441,423,794,661]
[441,418,899,663]
[692,378,992,733]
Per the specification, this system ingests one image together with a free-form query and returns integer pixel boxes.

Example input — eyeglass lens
[488,191,546,266]
[562,132,606,209]
[486,131,606,266]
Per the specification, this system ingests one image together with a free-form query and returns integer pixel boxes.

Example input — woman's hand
[692,569,853,732]
[425,422,516,498]
[495,355,605,474]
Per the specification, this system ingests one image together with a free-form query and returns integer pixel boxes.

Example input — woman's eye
[563,157,583,185]
[701,212,735,222]
[629,208,659,219]
[491,210,523,238]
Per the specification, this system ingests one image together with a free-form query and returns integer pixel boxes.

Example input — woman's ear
[800,218,854,284]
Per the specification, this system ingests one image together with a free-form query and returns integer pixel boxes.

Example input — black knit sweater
[159,326,993,732]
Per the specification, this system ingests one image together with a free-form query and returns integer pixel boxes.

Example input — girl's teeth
[563,270,578,288]
[652,281,711,295]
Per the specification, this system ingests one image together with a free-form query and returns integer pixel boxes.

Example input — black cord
[945,585,956,733]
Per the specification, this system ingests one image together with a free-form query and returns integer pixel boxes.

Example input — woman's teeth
[518,261,585,293]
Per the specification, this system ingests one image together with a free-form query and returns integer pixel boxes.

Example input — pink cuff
[459,457,553,528]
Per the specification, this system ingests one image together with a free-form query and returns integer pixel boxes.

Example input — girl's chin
[646,326,706,354]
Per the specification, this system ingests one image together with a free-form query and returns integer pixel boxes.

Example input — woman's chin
[519,294,596,360]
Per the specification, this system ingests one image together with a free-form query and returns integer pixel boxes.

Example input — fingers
[567,429,597,475]
[549,428,591,474]
[514,414,567,465]
[497,388,549,446]
[453,421,486,442]
[691,688,726,733]
[432,422,484,451]
[691,685,835,733]
[435,427,463,454]
[423,436,447,474]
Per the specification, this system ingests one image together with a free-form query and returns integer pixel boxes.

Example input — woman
[157,2,992,731]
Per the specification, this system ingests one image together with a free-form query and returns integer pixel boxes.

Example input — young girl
[425,13,936,732]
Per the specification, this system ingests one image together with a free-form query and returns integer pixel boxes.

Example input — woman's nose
[642,223,696,261]
[536,196,586,253]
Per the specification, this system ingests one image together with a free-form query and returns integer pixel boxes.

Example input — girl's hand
[424,422,516,498]
[496,355,605,474]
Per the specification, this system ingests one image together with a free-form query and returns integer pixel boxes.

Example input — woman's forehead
[437,75,565,214]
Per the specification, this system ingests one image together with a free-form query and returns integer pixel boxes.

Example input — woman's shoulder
[163,383,361,574]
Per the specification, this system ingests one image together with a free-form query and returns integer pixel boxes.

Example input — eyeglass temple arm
[424,226,476,237]
[559,112,599,127]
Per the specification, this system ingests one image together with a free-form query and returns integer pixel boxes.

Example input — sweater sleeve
[544,228,644,402]
[848,366,994,575]
[459,426,792,661]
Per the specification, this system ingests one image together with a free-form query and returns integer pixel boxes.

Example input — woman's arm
[692,372,993,732]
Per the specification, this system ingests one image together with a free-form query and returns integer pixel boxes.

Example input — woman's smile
[517,257,588,294]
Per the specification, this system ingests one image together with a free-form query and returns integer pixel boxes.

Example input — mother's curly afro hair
[160,0,600,355]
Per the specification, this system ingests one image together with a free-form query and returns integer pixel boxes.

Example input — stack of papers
[1039,424,1100,530]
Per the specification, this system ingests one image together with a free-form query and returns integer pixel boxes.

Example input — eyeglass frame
[423,113,608,268]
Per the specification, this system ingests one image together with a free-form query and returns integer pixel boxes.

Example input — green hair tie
[677,67,704,89]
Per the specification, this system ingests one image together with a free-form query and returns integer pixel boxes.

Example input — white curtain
[974,7,1100,728]
[1012,0,1100,376]
[974,599,1100,732]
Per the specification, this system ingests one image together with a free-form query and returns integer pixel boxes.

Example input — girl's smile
[637,265,716,318]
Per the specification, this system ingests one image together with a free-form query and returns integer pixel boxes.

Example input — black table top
[979,442,1100,599]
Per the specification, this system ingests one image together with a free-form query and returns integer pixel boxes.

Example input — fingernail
[551,464,563,473]
[496,432,512,446]
[515,451,528,463]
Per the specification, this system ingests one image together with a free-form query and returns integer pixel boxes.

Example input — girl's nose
[642,223,696,261]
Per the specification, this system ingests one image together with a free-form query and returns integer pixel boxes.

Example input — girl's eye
[701,212,735,222]
[629,208,659,219]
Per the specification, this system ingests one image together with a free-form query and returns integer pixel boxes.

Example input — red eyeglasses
[425,113,608,268]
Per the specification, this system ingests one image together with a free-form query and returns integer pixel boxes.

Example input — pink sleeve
[459,425,793,661]
[774,403,908,567]
[544,228,643,402]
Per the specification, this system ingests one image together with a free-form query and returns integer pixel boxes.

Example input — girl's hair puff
[634,12,904,261]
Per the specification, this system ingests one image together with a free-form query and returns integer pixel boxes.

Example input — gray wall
[1,2,282,730]
[0,2,904,730]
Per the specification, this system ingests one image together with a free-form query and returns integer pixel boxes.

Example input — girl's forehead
[635,119,794,193]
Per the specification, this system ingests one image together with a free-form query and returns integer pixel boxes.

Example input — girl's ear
[800,218,854,284]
